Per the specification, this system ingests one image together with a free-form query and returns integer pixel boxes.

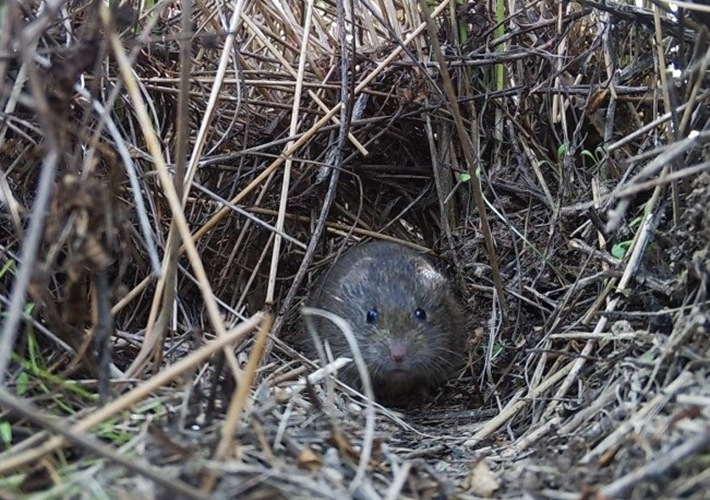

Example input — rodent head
[327,252,463,385]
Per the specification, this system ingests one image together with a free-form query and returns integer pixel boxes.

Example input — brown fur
[303,241,466,406]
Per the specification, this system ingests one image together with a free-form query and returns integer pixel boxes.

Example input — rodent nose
[389,341,407,364]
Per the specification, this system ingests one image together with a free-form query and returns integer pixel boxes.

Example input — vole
[303,240,466,405]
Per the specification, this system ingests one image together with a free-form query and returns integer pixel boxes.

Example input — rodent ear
[414,258,446,285]
[341,256,375,282]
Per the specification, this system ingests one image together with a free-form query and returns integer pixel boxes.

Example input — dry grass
[0,0,709,498]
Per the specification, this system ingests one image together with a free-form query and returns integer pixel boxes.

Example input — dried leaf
[298,448,322,472]
[463,459,500,497]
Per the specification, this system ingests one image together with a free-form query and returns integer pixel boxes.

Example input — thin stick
[182,0,249,200]
[581,370,694,464]
[606,92,709,152]
[0,32,61,384]
[150,0,195,368]
[463,362,571,447]
[0,389,209,500]
[266,0,315,306]
[100,5,242,381]
[111,0,454,317]
[598,424,710,498]
[417,0,508,318]
[241,13,368,156]
[201,314,273,492]
[0,313,263,475]
[302,308,376,491]
[384,462,412,500]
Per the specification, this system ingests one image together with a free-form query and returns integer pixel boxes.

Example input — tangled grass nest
[0,0,709,498]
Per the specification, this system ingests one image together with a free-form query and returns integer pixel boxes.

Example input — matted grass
[0,0,708,498]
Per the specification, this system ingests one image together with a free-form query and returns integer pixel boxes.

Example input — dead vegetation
[0,0,709,498]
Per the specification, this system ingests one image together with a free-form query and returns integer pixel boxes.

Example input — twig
[201,314,273,492]
[111,0,454,318]
[384,461,412,500]
[0,388,209,500]
[464,361,571,447]
[417,0,508,318]
[301,307,376,492]
[100,5,242,382]
[266,0,315,306]
[606,91,710,152]
[615,160,710,198]
[598,430,710,499]
[0,35,61,385]
[0,314,263,474]
[581,370,694,464]
[148,0,194,369]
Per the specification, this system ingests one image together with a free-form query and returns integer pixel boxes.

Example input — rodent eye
[366,308,379,324]
[415,307,427,320]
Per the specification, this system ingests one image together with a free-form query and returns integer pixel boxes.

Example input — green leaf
[0,422,11,445]
[16,371,28,396]
[10,353,98,401]
[0,260,14,279]
[557,143,568,159]
[27,330,39,371]
[581,150,595,161]
[459,172,471,183]
[639,349,656,364]
[456,0,469,43]
[629,216,643,228]
[611,241,632,259]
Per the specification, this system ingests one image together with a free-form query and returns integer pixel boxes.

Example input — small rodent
[303,241,466,405]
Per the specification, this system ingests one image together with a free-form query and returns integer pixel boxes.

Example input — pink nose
[389,341,407,364]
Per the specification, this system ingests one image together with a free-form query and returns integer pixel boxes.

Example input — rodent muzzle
[388,339,408,364]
